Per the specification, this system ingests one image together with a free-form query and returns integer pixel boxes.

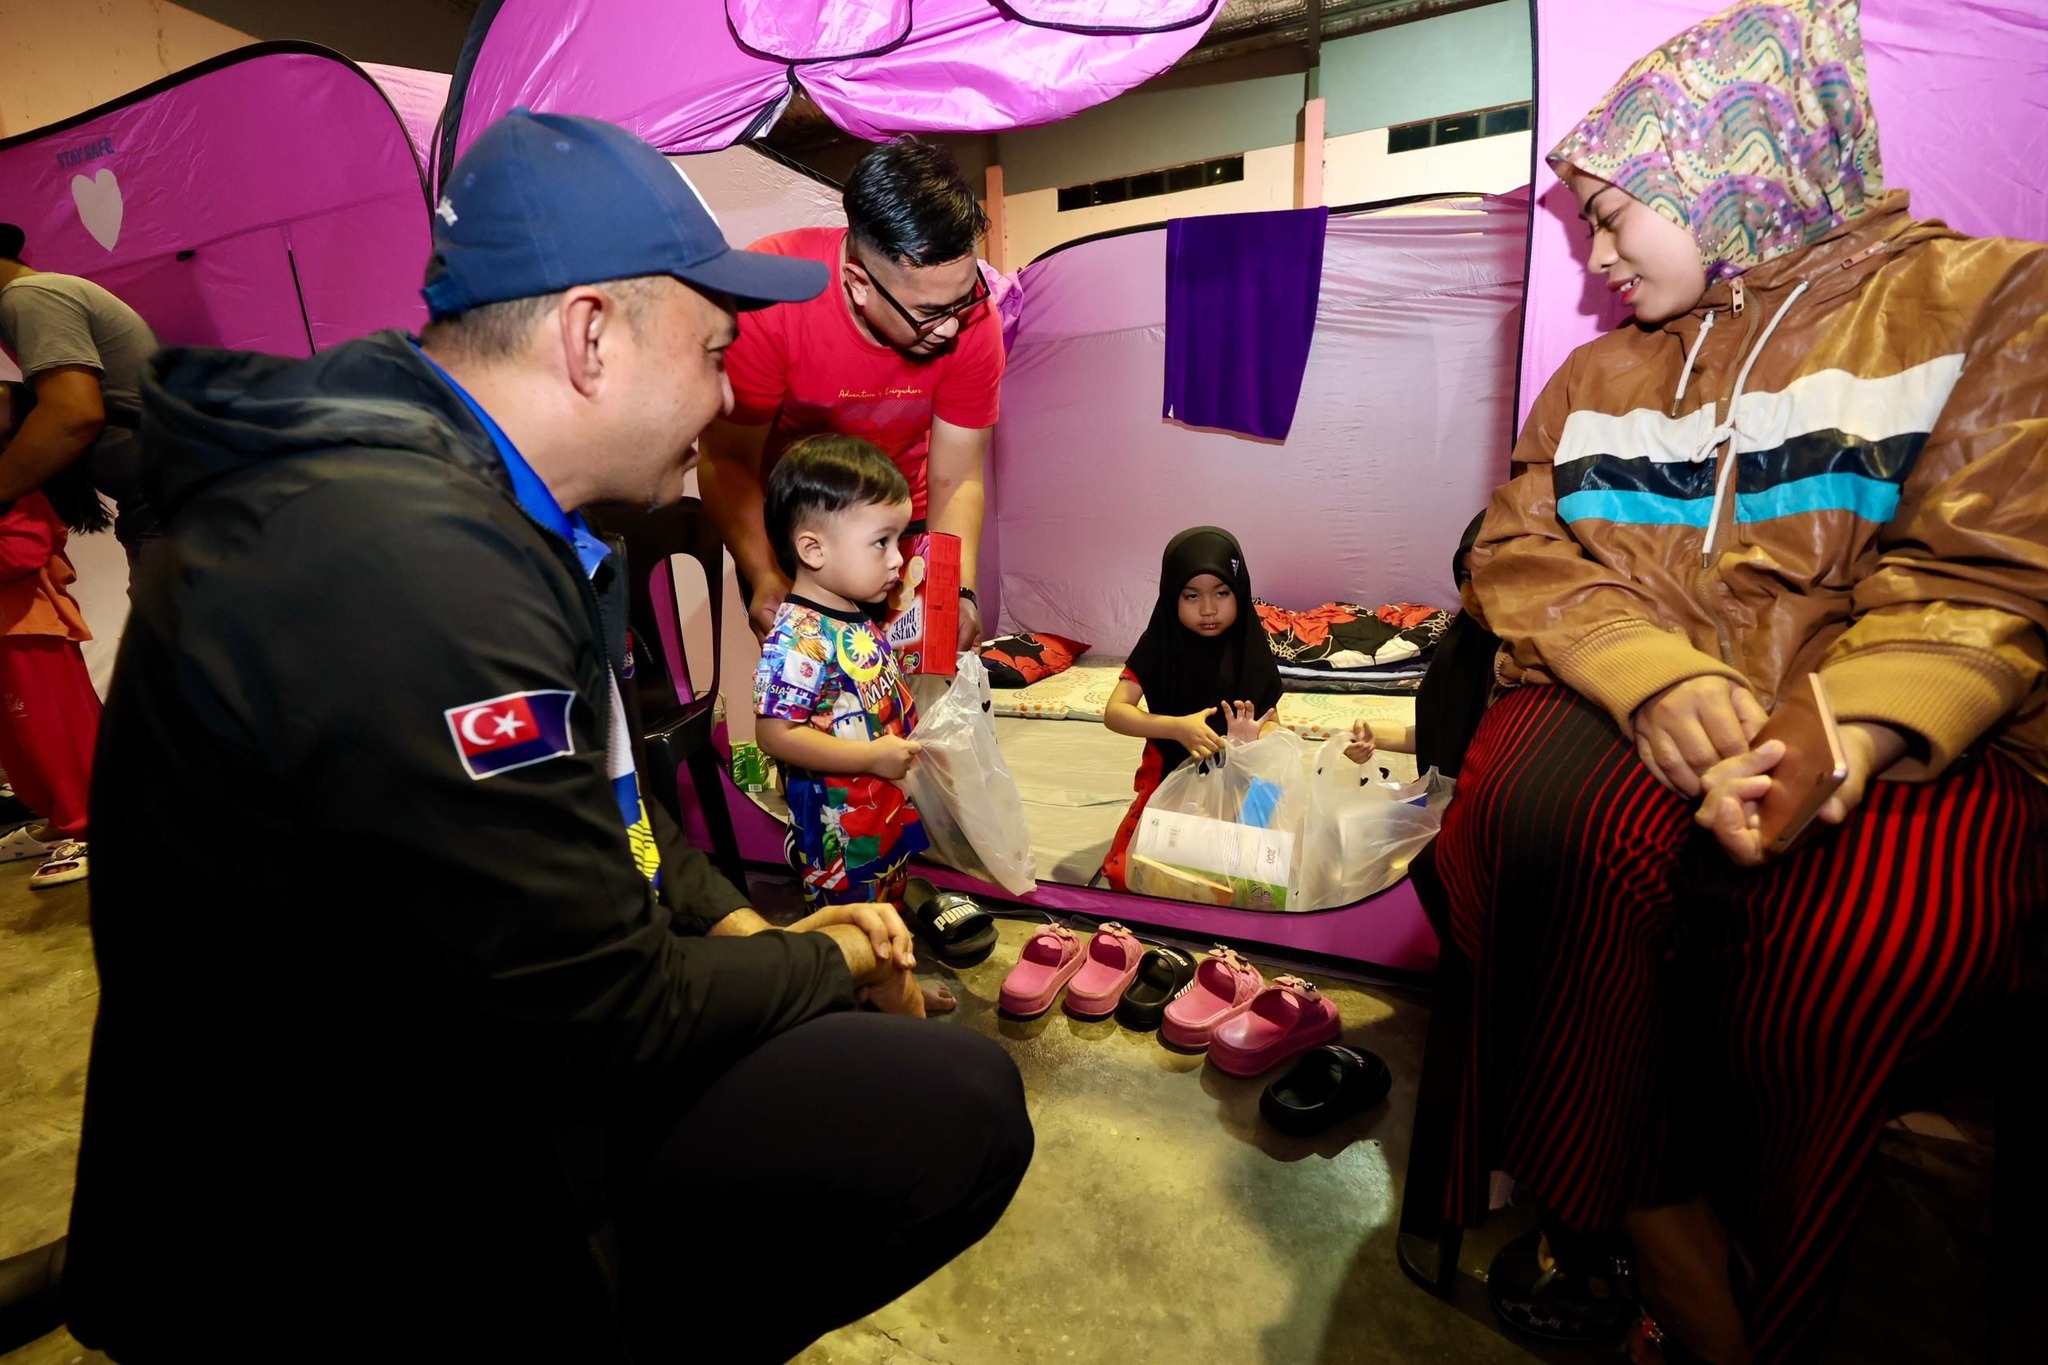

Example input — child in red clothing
[0,381,103,887]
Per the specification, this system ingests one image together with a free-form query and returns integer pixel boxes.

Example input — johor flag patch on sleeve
[445,689,577,779]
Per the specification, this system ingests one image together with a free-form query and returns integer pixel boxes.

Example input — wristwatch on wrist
[958,586,978,606]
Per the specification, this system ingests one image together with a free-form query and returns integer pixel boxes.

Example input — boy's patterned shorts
[785,823,914,910]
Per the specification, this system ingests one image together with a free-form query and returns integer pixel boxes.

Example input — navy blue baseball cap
[422,109,828,319]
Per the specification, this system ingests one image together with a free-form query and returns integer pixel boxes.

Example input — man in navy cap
[62,111,1031,1363]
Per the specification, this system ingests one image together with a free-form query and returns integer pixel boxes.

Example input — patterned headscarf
[1547,0,1884,282]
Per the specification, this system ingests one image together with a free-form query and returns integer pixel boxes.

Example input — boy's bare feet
[859,968,924,1018]
[858,970,958,1018]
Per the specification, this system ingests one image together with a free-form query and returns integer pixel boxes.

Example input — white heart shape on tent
[71,169,124,251]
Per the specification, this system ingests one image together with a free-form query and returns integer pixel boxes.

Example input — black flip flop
[902,877,998,968]
[1114,946,1197,1032]
[1486,1228,1638,1345]
[1258,1044,1392,1135]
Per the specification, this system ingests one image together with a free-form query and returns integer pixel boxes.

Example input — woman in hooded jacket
[1433,1,2048,1360]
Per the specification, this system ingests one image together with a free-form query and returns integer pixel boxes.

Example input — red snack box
[883,531,960,676]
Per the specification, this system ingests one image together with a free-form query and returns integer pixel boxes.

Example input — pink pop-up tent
[0,44,446,365]
[1517,0,2048,426]
[0,36,859,692]
[670,193,1532,976]
[435,0,1221,172]
[0,45,450,694]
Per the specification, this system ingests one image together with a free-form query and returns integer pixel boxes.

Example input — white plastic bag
[1298,737,1452,909]
[1127,729,1308,911]
[897,654,1037,895]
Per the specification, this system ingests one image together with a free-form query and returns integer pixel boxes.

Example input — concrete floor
[0,855,95,1365]
[792,918,1537,1365]
[0,859,1996,1364]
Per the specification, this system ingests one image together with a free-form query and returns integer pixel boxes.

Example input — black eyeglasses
[857,258,990,339]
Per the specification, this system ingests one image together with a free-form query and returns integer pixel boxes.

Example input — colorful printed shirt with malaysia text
[753,596,927,901]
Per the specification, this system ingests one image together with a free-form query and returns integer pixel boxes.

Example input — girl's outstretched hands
[1225,700,1276,745]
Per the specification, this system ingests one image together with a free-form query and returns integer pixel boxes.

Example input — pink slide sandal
[998,922,1086,1018]
[1159,946,1266,1051]
[1208,975,1342,1077]
[1062,923,1143,1019]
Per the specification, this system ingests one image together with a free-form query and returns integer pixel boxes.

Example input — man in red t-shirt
[700,138,1004,649]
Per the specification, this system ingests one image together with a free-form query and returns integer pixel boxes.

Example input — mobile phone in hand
[1753,673,1850,855]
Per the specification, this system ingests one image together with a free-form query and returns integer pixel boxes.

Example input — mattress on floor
[987,659,1120,720]
[992,715,1141,885]
[988,657,1418,740]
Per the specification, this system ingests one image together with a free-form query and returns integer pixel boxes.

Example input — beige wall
[1001,130,1532,267]
[1325,127,1531,207]
[0,0,252,137]
[1003,144,1299,266]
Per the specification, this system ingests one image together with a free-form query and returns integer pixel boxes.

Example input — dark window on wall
[1055,155,1245,212]
[1387,101,1533,154]
[1434,115,1480,145]
[1484,104,1531,137]
[1387,121,1434,153]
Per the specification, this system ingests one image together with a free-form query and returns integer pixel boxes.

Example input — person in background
[752,434,955,1016]
[700,137,1002,652]
[0,224,161,569]
[1432,2,2048,1360]
[0,381,100,888]
[63,110,1030,1364]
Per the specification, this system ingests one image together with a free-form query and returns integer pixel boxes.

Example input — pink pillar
[984,163,1008,273]
[1297,97,1326,209]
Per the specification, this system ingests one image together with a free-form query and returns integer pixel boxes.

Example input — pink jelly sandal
[998,921,1086,1018]
[1160,945,1266,1050]
[1209,975,1342,1077]
[1062,922,1144,1019]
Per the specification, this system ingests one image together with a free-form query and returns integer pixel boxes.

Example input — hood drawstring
[1698,279,1812,564]
[1671,309,1716,415]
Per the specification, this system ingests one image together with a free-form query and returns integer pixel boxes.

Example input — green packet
[730,741,770,793]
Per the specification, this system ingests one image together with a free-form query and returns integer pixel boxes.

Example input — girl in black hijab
[1100,526,1285,891]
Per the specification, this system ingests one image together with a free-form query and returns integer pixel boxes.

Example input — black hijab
[1124,526,1284,774]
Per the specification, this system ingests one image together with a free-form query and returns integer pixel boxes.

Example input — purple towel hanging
[1162,206,1328,442]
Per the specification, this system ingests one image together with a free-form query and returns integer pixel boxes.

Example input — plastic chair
[587,499,749,895]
